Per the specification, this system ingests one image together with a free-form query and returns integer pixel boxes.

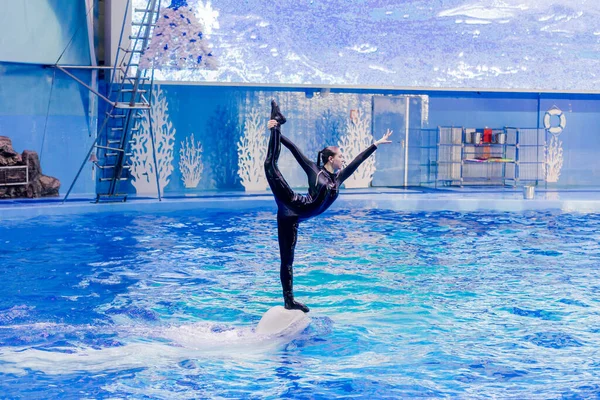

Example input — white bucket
[523,185,535,200]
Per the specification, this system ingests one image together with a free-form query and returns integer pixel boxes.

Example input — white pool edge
[1,193,599,220]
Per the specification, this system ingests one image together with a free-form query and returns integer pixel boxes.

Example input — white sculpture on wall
[545,134,563,183]
[237,109,268,191]
[179,133,204,188]
[131,85,175,195]
[138,0,217,70]
[543,106,565,183]
[337,110,376,188]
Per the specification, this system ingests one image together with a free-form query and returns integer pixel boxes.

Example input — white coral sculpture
[338,110,376,188]
[138,1,217,70]
[179,133,204,188]
[237,109,268,191]
[545,134,563,183]
[131,85,175,195]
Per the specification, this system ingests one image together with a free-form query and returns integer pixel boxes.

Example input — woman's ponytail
[317,146,340,169]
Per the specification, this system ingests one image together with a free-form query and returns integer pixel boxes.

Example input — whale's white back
[256,306,310,336]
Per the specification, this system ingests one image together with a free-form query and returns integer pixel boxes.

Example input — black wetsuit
[264,102,378,313]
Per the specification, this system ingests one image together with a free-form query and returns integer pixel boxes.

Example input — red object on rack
[483,128,492,143]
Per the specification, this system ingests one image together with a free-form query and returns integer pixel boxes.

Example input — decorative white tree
[545,134,563,183]
[237,109,268,191]
[337,110,376,188]
[179,133,204,188]
[139,0,217,70]
[131,85,175,195]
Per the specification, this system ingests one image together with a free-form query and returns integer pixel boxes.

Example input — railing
[0,165,29,186]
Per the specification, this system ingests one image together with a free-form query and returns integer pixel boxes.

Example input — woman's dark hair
[317,146,339,168]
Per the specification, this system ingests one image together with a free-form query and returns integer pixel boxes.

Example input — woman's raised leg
[264,100,295,204]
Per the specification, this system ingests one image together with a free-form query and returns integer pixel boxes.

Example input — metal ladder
[63,0,163,203]
[96,0,162,202]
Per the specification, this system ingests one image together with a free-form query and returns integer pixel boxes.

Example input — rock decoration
[0,136,60,199]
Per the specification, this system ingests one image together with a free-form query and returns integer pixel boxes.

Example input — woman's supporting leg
[277,215,310,313]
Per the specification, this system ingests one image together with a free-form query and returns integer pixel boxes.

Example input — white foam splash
[0,343,181,376]
[0,317,310,376]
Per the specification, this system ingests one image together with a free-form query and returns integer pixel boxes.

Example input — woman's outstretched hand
[374,129,393,146]
[267,119,278,129]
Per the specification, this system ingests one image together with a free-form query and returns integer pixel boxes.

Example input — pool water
[1,207,600,399]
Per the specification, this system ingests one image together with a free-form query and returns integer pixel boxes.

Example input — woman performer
[264,100,392,312]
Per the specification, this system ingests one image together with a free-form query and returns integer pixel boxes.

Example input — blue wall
[1,65,599,199]
[116,85,375,195]
[427,95,539,128]
[0,0,95,196]
[0,0,597,200]
[0,0,91,65]
[0,63,96,196]
[108,84,600,196]
[538,96,600,186]
[424,92,600,187]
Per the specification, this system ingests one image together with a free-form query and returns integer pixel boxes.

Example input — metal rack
[0,165,28,187]
[436,126,546,187]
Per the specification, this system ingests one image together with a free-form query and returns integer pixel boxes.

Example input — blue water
[1,208,600,399]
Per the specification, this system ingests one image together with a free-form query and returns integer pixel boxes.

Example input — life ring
[543,107,566,135]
